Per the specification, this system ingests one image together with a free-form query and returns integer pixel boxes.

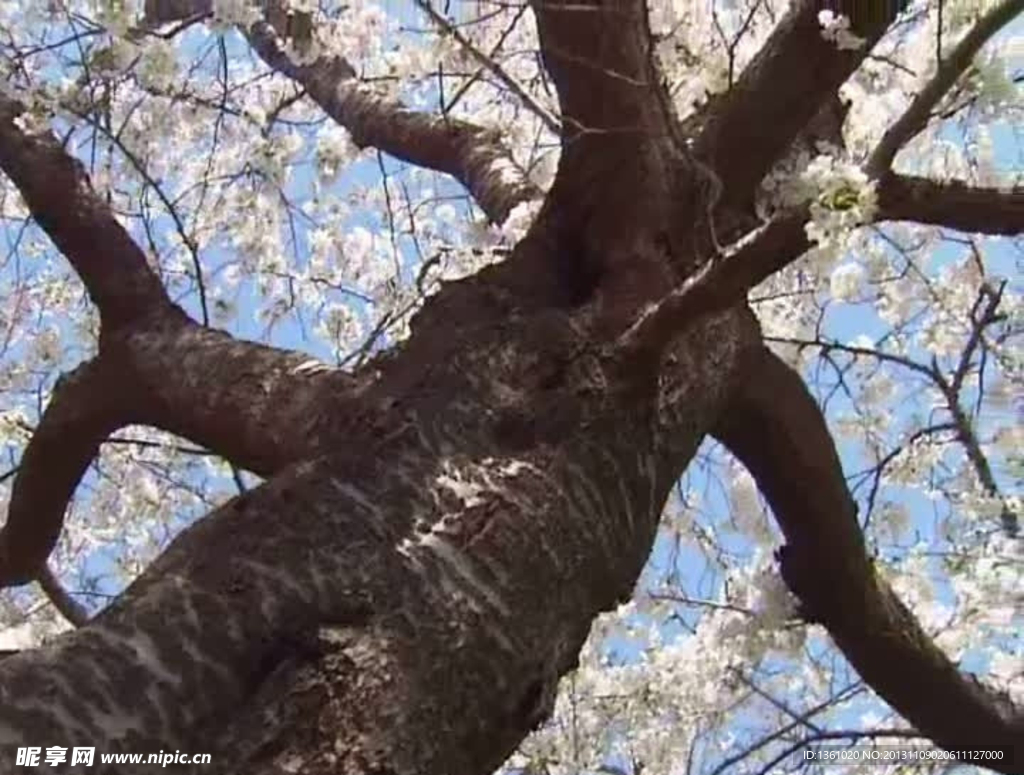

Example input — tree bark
[1,1,1021,773]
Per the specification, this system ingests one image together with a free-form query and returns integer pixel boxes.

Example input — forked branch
[0,96,170,327]
[0,90,365,588]
[712,348,1023,772]
[692,0,910,203]
[616,173,1022,356]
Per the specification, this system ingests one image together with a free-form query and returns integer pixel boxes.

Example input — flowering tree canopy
[0,0,1021,773]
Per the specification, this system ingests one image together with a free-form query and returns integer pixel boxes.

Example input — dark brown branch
[142,0,539,223]
[615,167,1022,360]
[525,0,709,312]
[0,358,133,587]
[0,312,361,588]
[693,0,910,203]
[0,96,170,327]
[247,26,538,224]
[877,174,1024,235]
[928,283,1018,535]
[0,93,366,588]
[867,0,1024,176]
[529,0,659,143]
[639,170,1023,330]
[108,312,360,478]
[616,211,809,363]
[37,565,90,627]
[712,347,1023,772]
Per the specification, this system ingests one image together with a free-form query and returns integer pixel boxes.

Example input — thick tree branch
[105,312,360,479]
[693,0,910,203]
[0,312,361,589]
[877,174,1024,235]
[617,211,809,364]
[142,0,539,223]
[0,96,365,588]
[712,348,1023,771]
[867,0,1024,176]
[0,358,134,587]
[0,96,170,327]
[729,174,1024,294]
[620,171,1022,339]
[525,0,696,326]
[245,25,538,224]
[530,0,662,143]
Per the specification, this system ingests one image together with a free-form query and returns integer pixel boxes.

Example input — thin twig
[414,0,561,135]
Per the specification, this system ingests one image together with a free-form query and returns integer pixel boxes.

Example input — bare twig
[415,0,561,135]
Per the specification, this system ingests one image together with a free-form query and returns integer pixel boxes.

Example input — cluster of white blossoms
[211,0,261,29]
[799,154,879,260]
[757,148,879,322]
[829,261,866,303]
[136,38,178,91]
[817,10,867,51]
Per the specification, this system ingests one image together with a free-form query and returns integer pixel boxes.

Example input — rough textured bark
[1,1,1021,773]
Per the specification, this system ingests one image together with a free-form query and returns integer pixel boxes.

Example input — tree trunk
[1,1,1021,773]
[0,211,761,775]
